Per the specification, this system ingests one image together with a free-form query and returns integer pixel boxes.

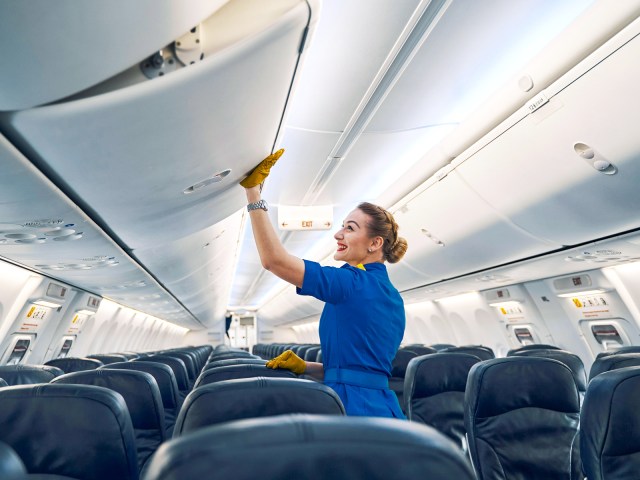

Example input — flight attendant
[240,150,408,418]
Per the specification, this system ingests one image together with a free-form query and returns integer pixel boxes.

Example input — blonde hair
[357,202,408,263]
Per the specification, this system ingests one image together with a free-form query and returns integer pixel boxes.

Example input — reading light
[34,300,62,308]
[75,309,97,315]
[557,289,606,298]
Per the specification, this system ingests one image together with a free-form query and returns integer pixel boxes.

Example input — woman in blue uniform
[240,150,408,418]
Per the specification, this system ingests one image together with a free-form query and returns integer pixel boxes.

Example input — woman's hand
[240,149,285,189]
[266,349,306,375]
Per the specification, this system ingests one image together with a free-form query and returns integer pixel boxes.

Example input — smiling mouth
[337,244,346,252]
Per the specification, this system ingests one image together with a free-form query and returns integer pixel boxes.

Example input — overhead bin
[0,0,318,249]
[456,17,640,246]
[0,0,230,110]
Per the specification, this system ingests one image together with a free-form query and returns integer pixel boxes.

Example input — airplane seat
[0,378,7,388]
[404,345,437,356]
[506,344,561,356]
[160,352,197,388]
[44,357,103,373]
[589,353,640,381]
[595,345,640,360]
[143,414,476,480]
[193,364,296,389]
[465,357,582,480]
[141,355,190,400]
[316,349,323,363]
[0,365,64,385]
[203,358,266,371]
[102,361,182,438]
[404,352,482,451]
[174,377,345,437]
[88,354,129,364]
[52,369,166,473]
[303,346,321,362]
[430,343,456,351]
[509,349,587,400]
[0,384,138,480]
[389,348,420,413]
[205,352,260,363]
[581,366,640,480]
[440,345,495,361]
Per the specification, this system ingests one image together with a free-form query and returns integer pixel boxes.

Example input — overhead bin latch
[140,25,205,79]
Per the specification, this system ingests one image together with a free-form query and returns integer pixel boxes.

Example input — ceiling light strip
[302,0,452,204]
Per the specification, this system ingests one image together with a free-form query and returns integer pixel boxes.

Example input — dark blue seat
[0,383,138,479]
[465,357,582,480]
[404,353,481,450]
[141,355,190,399]
[193,364,296,388]
[174,377,345,437]
[441,345,494,361]
[44,357,103,373]
[203,358,266,371]
[52,369,165,473]
[88,354,129,364]
[589,352,640,381]
[509,348,587,399]
[0,365,64,385]
[595,345,640,359]
[103,361,182,437]
[389,348,419,412]
[142,414,476,480]
[506,344,561,356]
[581,366,640,480]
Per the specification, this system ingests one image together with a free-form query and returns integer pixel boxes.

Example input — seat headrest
[0,365,64,385]
[406,353,481,398]
[589,352,640,381]
[581,366,640,480]
[466,357,580,418]
[441,346,494,361]
[143,356,189,389]
[194,364,296,388]
[143,414,476,480]
[175,377,345,436]
[506,344,561,356]
[103,361,181,410]
[509,349,587,391]
[391,349,418,377]
[44,357,103,373]
[204,358,267,371]
[0,384,138,480]
[53,369,165,431]
[87,354,128,364]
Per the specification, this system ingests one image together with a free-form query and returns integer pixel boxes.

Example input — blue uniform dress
[297,259,406,418]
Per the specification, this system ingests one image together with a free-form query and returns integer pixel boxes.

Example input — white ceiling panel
[457,24,640,246]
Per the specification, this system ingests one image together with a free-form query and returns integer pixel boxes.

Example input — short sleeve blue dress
[297,259,406,418]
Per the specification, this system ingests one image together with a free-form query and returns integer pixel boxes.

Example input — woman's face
[333,208,374,265]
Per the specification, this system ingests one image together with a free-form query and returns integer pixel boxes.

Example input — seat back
[303,346,321,362]
[404,353,481,449]
[581,366,640,480]
[175,377,345,436]
[194,364,296,388]
[589,352,640,381]
[103,361,182,437]
[441,345,495,361]
[0,383,138,480]
[506,344,561,356]
[161,352,197,385]
[142,355,190,393]
[595,345,640,359]
[52,369,165,472]
[203,358,266,371]
[44,357,103,373]
[389,348,419,411]
[88,354,129,364]
[0,365,64,385]
[509,349,587,394]
[404,345,437,356]
[465,357,581,480]
[429,343,456,351]
[143,414,476,480]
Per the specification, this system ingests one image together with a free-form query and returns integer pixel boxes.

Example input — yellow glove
[266,349,305,375]
[240,149,285,188]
